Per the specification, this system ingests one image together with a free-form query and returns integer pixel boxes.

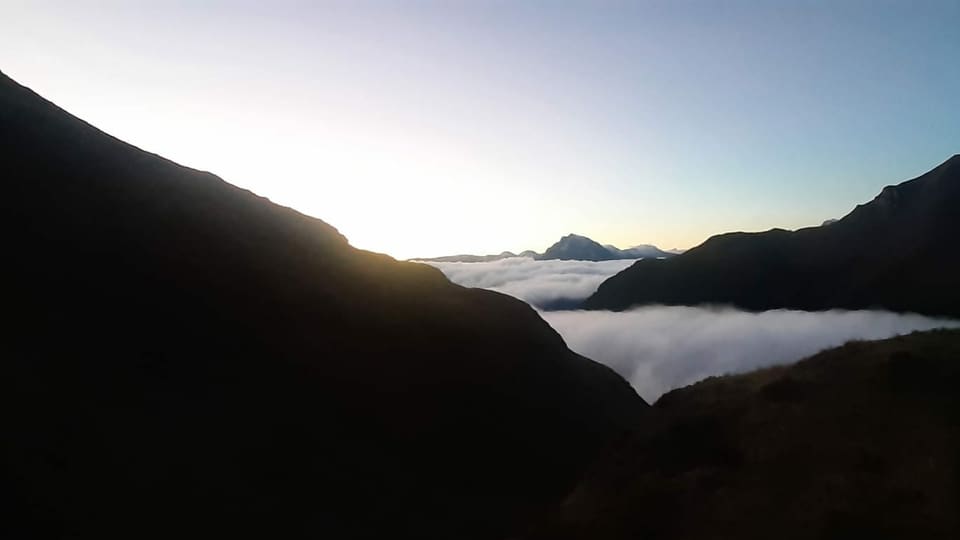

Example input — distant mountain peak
[538,234,620,261]
[538,234,672,262]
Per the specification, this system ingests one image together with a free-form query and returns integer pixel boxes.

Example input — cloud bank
[424,258,960,402]
[543,306,960,403]
[424,257,635,309]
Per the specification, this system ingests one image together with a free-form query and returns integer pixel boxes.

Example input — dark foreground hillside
[584,155,960,317]
[527,329,960,539]
[0,71,645,539]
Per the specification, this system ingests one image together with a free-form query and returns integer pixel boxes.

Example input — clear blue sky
[2,0,958,258]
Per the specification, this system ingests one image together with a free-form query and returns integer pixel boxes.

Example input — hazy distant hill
[0,71,645,539]
[527,329,960,539]
[604,243,674,260]
[414,251,521,262]
[415,235,671,263]
[585,156,960,317]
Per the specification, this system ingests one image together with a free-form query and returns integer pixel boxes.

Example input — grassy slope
[527,329,960,539]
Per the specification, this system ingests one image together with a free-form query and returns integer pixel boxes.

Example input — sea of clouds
[543,306,960,402]
[424,256,636,310]
[424,257,960,402]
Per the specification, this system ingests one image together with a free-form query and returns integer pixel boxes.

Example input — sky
[2,0,958,259]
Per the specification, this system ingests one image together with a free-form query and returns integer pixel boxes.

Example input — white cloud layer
[424,257,635,309]
[543,306,960,403]
[424,259,960,403]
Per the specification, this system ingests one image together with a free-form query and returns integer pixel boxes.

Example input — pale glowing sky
[2,1,958,259]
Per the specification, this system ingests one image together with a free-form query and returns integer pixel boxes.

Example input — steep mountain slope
[584,156,960,316]
[527,329,960,539]
[0,71,646,539]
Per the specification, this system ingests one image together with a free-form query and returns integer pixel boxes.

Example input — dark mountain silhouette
[0,71,646,539]
[526,329,960,539]
[584,156,960,316]
[414,237,671,263]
